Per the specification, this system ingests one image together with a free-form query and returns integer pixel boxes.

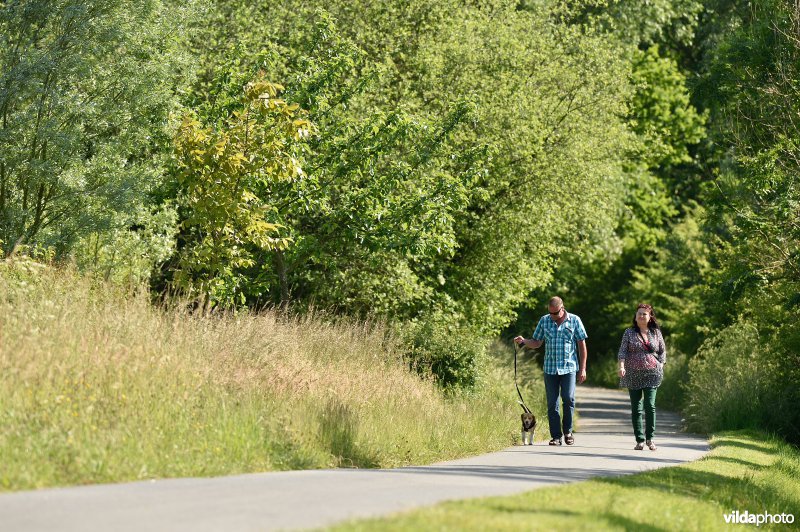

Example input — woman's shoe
[634,442,644,450]
[549,438,562,446]
[646,440,657,451]
[565,433,574,445]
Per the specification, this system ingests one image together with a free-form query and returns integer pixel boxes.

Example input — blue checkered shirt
[531,311,588,375]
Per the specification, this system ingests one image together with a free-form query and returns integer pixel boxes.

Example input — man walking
[514,296,587,445]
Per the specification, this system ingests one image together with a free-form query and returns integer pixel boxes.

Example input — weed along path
[0,387,708,531]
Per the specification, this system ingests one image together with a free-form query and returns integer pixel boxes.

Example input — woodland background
[1,0,798,457]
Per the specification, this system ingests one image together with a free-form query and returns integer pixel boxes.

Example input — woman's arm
[618,329,629,376]
[656,329,667,364]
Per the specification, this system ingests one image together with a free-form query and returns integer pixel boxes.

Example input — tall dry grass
[0,260,541,491]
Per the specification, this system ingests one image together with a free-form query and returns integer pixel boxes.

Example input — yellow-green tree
[171,78,314,308]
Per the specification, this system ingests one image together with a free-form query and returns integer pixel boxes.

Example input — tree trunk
[275,250,289,308]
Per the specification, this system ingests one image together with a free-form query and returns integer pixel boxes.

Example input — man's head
[548,296,564,320]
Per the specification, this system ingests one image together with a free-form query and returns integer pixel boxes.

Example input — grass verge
[0,261,547,491]
[333,430,800,531]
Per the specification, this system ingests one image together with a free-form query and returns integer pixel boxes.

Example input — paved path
[0,387,709,531]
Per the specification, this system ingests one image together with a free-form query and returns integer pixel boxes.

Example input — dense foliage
[1,0,797,438]
[561,0,800,442]
[0,0,193,282]
[171,0,639,386]
[168,79,314,308]
[681,0,800,442]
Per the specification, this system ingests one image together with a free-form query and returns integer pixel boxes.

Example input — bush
[589,354,619,389]
[684,320,764,433]
[683,318,799,442]
[655,350,689,412]
[400,313,488,390]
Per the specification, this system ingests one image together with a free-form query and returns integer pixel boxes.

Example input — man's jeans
[544,372,576,440]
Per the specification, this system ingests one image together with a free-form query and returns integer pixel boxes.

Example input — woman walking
[618,303,666,451]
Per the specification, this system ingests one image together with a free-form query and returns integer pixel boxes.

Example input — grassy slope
[0,261,547,491]
[335,430,800,531]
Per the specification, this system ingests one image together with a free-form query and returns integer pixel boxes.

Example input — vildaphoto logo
[723,510,795,526]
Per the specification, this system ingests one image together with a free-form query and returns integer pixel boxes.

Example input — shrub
[400,313,488,390]
[683,318,799,442]
[655,350,689,412]
[589,354,619,389]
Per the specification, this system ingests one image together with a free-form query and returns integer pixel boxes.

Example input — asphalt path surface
[0,387,709,531]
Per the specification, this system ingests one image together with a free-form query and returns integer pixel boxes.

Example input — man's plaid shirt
[531,311,588,375]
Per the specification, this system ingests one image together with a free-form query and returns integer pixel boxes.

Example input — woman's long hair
[631,303,660,331]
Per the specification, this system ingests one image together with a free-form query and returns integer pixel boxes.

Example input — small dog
[521,409,537,445]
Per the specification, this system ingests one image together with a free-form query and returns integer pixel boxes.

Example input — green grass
[0,260,548,491]
[333,430,800,531]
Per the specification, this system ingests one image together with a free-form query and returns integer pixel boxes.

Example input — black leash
[514,342,532,414]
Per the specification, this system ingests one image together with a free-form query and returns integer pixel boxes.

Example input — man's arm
[514,318,545,349]
[521,338,544,349]
[577,339,587,384]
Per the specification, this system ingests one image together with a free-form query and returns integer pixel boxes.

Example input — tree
[701,0,800,302]
[0,0,195,272]
[629,0,800,441]
[169,78,314,309]
[167,2,641,387]
[629,46,707,172]
[184,2,637,325]
[521,37,707,362]
[572,0,704,51]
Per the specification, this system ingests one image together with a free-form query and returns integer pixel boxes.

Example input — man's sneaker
[565,433,575,445]
[548,438,562,446]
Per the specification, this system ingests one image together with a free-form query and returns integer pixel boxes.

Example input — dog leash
[514,342,532,414]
